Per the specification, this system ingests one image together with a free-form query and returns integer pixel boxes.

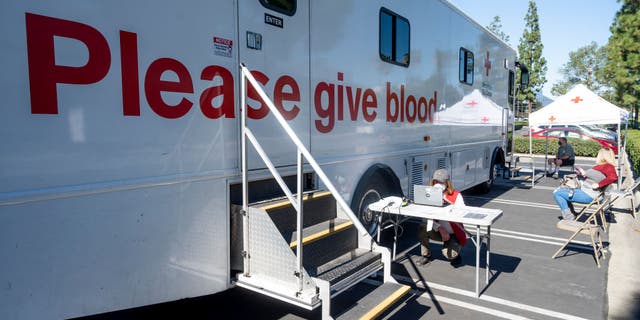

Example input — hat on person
[432,169,449,183]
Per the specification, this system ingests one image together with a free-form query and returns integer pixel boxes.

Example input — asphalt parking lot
[84,157,640,320]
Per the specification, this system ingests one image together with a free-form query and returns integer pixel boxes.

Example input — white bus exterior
[0,0,518,318]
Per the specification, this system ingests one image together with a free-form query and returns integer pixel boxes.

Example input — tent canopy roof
[529,84,628,126]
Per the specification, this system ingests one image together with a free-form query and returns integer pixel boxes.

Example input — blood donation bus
[0,0,527,318]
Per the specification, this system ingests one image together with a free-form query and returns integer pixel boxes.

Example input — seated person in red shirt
[553,148,617,220]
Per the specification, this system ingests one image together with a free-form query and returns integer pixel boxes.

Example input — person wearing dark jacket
[547,137,575,179]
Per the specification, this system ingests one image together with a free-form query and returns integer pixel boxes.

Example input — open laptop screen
[413,185,444,207]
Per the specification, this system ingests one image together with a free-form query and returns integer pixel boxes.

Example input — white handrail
[239,64,369,237]
[244,127,299,212]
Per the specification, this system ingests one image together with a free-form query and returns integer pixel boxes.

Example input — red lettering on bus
[25,13,111,114]
[246,70,270,119]
[386,82,437,124]
[120,30,140,116]
[23,13,444,133]
[144,58,194,119]
[314,81,335,133]
[273,75,300,120]
[200,65,235,119]
[362,89,377,122]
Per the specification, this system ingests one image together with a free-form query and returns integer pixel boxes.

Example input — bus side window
[508,70,515,106]
[459,48,474,85]
[379,7,410,67]
[259,0,296,16]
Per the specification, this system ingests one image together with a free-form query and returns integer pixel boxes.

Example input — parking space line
[388,276,590,320]
[466,196,608,218]
[394,227,592,259]
[465,196,559,210]
[487,232,594,251]
[466,227,592,246]
[532,185,558,191]
[423,293,533,320]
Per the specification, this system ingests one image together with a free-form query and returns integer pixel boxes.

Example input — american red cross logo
[484,51,491,76]
[549,115,556,122]
[466,100,478,107]
[571,96,583,103]
[481,116,489,123]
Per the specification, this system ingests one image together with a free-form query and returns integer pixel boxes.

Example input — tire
[351,171,400,236]
[475,162,497,194]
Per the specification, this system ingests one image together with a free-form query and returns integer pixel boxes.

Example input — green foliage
[486,16,510,44]
[516,1,548,110]
[625,129,640,175]
[605,0,640,125]
[550,42,610,97]
[514,121,527,130]
[513,136,602,157]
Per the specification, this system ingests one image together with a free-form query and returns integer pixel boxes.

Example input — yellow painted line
[289,221,353,248]
[259,191,332,211]
[359,285,411,320]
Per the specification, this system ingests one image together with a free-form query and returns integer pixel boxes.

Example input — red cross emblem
[466,100,478,107]
[549,115,556,122]
[484,51,492,76]
[481,116,489,123]
[571,96,583,103]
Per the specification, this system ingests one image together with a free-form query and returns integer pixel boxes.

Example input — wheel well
[492,147,505,167]
[350,164,402,207]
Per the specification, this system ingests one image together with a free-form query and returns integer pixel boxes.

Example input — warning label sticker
[213,37,233,58]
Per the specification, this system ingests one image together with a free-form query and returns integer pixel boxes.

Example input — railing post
[296,148,304,293]
[239,63,370,237]
[240,64,250,277]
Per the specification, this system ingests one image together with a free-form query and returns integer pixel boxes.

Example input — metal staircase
[234,64,410,319]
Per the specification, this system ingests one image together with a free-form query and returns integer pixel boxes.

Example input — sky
[448,0,621,98]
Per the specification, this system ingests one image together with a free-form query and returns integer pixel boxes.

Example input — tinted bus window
[260,0,296,16]
[379,8,410,67]
[459,48,474,85]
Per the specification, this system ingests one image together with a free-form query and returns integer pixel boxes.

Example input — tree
[517,1,548,114]
[551,42,610,97]
[486,16,510,44]
[605,0,640,127]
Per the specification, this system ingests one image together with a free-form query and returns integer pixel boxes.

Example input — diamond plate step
[296,222,358,270]
[336,282,411,320]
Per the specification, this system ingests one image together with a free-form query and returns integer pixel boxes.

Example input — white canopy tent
[528,84,629,186]
[530,84,628,126]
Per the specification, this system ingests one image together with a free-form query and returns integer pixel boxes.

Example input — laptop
[413,184,445,207]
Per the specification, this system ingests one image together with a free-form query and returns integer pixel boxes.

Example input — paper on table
[463,212,487,219]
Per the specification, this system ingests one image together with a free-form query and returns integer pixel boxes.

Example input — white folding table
[368,197,503,297]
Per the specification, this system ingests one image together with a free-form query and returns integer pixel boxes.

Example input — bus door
[238,0,310,170]
[506,69,516,156]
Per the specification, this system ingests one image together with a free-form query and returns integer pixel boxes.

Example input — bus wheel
[351,171,398,236]
[475,162,497,194]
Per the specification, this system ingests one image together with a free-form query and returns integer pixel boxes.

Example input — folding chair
[514,156,537,188]
[556,164,575,178]
[572,190,608,231]
[552,195,612,268]
[607,177,640,219]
